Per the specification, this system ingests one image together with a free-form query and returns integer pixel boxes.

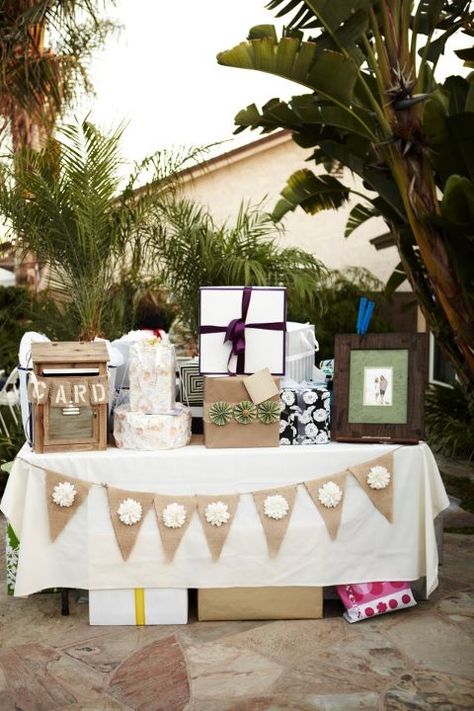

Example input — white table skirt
[1,439,449,597]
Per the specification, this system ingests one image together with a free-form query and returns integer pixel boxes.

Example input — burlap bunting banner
[28,376,109,406]
[304,472,348,540]
[32,448,397,559]
[106,486,154,561]
[348,452,394,523]
[45,470,92,542]
[252,485,297,557]
[153,495,196,563]
[196,494,240,561]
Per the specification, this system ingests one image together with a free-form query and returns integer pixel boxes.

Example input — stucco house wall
[180,131,402,286]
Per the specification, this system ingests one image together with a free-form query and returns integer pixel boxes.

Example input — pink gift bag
[337,581,416,623]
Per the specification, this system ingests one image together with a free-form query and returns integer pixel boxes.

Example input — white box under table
[2,439,449,602]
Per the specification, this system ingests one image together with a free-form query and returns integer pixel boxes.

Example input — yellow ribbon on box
[134,588,146,625]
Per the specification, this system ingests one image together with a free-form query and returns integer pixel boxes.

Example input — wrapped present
[113,403,191,450]
[6,522,19,596]
[285,322,318,382]
[129,336,176,414]
[203,372,280,448]
[89,588,188,625]
[280,383,331,445]
[337,581,416,623]
[198,586,322,621]
[111,329,158,389]
[199,286,287,375]
[177,357,204,406]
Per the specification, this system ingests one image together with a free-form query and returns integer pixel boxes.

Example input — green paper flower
[233,400,257,425]
[209,401,233,426]
[257,399,280,424]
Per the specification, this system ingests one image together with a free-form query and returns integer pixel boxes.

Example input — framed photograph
[333,333,428,443]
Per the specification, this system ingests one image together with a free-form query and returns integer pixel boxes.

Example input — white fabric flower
[117,498,142,526]
[300,438,314,445]
[299,409,313,424]
[264,494,289,520]
[281,389,296,406]
[321,390,330,400]
[303,390,317,404]
[52,481,77,508]
[313,408,328,422]
[304,422,318,437]
[162,502,187,529]
[279,419,288,433]
[205,501,231,527]
[315,431,329,444]
[318,481,343,508]
[367,465,391,490]
[279,437,292,446]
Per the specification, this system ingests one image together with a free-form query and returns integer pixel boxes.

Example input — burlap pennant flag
[252,485,297,557]
[106,485,154,561]
[196,494,240,561]
[305,472,347,540]
[348,452,394,523]
[45,470,92,542]
[154,495,196,563]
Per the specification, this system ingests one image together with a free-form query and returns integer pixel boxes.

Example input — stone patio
[0,516,473,710]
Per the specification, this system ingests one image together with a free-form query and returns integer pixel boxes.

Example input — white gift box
[285,322,319,383]
[199,286,287,375]
[89,588,188,625]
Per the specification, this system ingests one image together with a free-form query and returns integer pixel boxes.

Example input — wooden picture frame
[333,333,428,444]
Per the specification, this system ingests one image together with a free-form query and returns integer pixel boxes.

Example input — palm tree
[0,120,205,340]
[146,197,327,339]
[217,1,474,387]
[0,0,115,151]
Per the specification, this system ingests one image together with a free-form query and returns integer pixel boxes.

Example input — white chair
[0,367,20,436]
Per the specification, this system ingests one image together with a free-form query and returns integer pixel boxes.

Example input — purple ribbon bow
[200,286,286,374]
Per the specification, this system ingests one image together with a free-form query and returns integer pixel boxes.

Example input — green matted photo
[333,333,428,443]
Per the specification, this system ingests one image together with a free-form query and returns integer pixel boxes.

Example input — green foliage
[426,384,474,460]
[293,267,390,360]
[218,0,474,387]
[0,286,31,370]
[0,1,117,147]
[146,199,327,338]
[0,121,205,340]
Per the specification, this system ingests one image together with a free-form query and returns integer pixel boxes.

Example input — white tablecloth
[1,439,449,597]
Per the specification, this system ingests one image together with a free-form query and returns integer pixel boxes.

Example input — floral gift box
[280,384,331,445]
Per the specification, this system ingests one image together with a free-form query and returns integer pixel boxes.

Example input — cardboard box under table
[198,587,323,621]
[203,374,280,448]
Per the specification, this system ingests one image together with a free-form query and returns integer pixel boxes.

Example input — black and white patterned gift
[280,383,330,445]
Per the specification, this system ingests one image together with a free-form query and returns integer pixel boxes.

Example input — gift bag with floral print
[6,523,19,596]
[279,384,330,445]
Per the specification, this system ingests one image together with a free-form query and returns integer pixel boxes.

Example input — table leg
[61,589,69,616]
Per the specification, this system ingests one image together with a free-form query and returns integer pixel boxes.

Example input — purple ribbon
[200,286,286,374]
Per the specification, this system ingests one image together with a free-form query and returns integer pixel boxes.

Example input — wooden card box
[31,342,109,453]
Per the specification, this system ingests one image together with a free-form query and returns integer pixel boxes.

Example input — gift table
[1,439,449,598]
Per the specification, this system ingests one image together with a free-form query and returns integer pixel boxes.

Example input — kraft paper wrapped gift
[89,588,188,625]
[285,322,318,383]
[113,403,191,450]
[199,286,287,375]
[203,374,280,448]
[198,587,323,620]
